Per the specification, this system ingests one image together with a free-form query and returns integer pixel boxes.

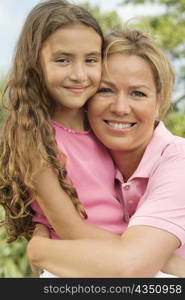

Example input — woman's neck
[111,148,145,182]
[52,107,89,131]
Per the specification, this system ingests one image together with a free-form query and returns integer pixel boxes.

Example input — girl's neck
[52,107,89,131]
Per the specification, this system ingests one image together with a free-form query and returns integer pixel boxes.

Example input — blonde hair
[0,0,104,242]
[104,26,175,118]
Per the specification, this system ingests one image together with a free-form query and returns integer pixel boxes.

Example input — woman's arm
[161,254,185,277]
[28,224,51,277]
[27,224,180,277]
[33,167,119,240]
[30,155,185,277]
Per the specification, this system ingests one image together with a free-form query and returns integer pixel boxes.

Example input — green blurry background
[0,0,185,277]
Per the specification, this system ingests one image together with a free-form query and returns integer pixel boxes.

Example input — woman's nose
[110,93,131,116]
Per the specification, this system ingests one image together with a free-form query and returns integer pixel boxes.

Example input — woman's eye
[131,91,146,97]
[86,58,99,63]
[97,88,113,94]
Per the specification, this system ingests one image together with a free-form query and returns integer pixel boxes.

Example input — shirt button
[123,183,130,190]
[128,199,134,204]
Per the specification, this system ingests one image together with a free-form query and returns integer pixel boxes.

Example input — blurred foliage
[79,1,122,33]
[164,111,185,137]
[1,0,185,278]
[0,207,31,278]
[120,0,185,56]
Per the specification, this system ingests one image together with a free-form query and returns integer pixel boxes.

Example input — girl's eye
[55,58,69,63]
[97,87,113,94]
[131,91,147,97]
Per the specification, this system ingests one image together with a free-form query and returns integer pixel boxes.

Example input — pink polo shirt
[116,121,185,258]
[32,121,125,238]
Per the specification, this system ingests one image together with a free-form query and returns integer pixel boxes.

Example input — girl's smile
[40,24,102,119]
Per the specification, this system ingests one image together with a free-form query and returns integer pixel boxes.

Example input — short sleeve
[129,152,185,246]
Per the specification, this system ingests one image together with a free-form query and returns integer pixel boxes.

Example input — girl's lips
[64,86,87,94]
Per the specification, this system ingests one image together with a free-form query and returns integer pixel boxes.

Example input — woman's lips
[104,120,137,131]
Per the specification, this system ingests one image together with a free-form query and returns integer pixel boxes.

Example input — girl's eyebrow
[52,51,101,57]
[87,52,102,57]
[52,51,74,58]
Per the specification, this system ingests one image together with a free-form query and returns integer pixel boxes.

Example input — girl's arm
[33,167,119,240]
[27,224,180,277]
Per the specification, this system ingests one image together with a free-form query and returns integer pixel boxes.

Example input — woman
[27,26,185,277]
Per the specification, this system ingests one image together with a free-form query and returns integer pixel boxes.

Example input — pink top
[32,121,125,238]
[116,121,185,258]
[32,120,185,258]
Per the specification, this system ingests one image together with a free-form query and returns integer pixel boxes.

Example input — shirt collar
[115,121,174,181]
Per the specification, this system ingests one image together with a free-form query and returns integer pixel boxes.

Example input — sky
[0,0,163,74]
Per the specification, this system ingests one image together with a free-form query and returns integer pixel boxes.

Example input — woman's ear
[155,104,159,119]
[155,92,162,118]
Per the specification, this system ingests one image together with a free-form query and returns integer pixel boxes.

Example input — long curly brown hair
[0,0,104,242]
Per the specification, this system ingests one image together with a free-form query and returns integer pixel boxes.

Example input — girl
[0,0,124,249]
[27,26,185,278]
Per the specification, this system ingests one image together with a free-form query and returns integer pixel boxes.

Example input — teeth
[107,122,133,129]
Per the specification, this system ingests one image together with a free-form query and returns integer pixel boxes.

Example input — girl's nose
[70,63,87,82]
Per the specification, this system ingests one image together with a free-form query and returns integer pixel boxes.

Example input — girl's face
[40,24,102,114]
[88,53,160,155]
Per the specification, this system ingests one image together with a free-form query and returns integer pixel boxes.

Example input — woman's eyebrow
[101,79,115,87]
[130,85,151,91]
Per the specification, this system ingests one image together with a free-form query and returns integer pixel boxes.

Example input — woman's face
[88,53,160,155]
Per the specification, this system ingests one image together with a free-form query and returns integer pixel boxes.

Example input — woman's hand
[27,223,50,277]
